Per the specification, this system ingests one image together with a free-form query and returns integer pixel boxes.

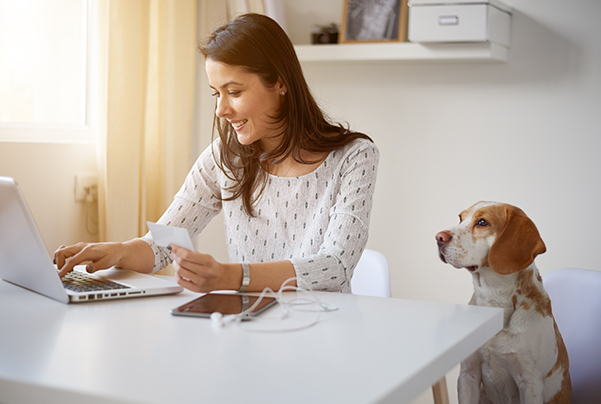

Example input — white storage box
[408,0,511,47]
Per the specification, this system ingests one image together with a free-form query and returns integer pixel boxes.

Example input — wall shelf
[294,42,508,63]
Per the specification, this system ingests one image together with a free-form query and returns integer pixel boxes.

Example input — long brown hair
[198,13,372,216]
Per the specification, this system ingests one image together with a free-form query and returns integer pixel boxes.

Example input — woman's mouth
[230,119,247,130]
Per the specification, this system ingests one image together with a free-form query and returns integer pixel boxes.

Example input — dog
[435,201,571,404]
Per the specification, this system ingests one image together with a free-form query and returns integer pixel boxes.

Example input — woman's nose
[215,97,231,118]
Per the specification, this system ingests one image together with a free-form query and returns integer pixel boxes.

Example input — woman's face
[206,59,286,151]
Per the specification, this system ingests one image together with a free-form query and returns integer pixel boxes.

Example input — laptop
[0,176,183,303]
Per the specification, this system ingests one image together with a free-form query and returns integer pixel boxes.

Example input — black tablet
[171,293,278,319]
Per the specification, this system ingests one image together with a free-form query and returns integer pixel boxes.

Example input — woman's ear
[488,205,546,275]
[276,77,287,96]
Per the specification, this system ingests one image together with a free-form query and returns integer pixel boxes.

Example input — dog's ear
[488,205,546,275]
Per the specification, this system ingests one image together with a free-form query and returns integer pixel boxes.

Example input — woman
[55,13,379,293]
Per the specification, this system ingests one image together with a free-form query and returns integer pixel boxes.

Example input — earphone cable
[232,277,338,332]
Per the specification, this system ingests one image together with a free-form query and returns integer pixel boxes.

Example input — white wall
[0,142,98,254]
[283,0,601,305]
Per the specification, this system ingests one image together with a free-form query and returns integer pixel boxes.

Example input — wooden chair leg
[432,376,450,404]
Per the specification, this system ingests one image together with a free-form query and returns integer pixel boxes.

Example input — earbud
[210,311,223,325]
[210,312,237,327]
[209,278,339,332]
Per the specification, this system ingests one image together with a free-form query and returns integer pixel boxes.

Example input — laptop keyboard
[62,271,130,293]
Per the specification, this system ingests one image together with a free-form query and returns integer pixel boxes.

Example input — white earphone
[208,278,338,332]
[210,312,238,327]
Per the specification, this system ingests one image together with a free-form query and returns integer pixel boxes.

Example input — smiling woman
[55,13,380,296]
[198,14,376,217]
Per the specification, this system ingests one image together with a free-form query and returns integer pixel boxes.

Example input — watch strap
[237,263,250,293]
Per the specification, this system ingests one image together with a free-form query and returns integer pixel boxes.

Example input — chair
[351,249,391,297]
[543,267,601,403]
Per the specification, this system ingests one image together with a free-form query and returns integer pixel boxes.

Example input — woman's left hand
[170,245,236,293]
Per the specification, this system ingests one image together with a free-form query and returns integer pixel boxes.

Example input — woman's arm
[169,244,296,292]
[55,238,155,277]
[292,141,380,292]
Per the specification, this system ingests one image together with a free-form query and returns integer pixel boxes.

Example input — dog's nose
[436,231,452,247]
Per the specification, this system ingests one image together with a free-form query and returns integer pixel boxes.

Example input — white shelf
[294,42,508,63]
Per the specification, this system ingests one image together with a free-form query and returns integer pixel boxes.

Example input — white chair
[543,267,601,403]
[351,249,391,297]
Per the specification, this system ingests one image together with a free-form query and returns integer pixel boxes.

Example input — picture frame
[340,0,408,43]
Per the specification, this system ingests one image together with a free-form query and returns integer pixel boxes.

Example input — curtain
[96,0,197,244]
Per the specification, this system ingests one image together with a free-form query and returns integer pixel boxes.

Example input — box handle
[438,15,459,26]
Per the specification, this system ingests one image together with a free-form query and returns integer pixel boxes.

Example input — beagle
[435,201,571,404]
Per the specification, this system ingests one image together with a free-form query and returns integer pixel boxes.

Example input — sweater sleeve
[292,141,379,292]
[140,141,223,273]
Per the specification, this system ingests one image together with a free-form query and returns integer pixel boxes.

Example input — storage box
[408,0,511,47]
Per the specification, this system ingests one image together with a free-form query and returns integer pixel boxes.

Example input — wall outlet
[74,173,98,202]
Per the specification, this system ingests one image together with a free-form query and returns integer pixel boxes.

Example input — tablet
[171,293,278,319]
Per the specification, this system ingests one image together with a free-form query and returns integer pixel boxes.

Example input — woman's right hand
[54,242,127,278]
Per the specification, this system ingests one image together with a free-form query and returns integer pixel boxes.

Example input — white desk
[0,277,502,404]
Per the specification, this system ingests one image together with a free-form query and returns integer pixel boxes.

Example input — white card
[147,222,194,251]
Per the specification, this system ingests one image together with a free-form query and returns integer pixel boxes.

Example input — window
[0,0,98,143]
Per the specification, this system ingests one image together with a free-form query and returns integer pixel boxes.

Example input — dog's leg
[515,377,544,404]
[478,385,494,404]
[458,353,482,404]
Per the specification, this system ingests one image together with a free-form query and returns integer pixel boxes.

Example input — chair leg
[432,376,450,404]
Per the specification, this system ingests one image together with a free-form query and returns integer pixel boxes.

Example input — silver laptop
[0,176,183,303]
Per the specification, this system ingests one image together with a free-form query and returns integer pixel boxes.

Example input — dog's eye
[476,219,489,227]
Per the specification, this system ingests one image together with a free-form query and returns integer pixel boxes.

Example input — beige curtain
[96,0,197,243]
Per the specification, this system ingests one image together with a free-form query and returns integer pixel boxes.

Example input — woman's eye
[211,92,219,98]
[476,219,489,227]
[228,91,240,96]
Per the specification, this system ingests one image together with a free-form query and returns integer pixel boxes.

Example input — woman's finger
[58,252,93,277]
[84,255,115,274]
[57,245,108,277]
[175,273,202,293]
[169,245,209,264]
[174,261,204,285]
[54,243,88,273]
[54,244,76,268]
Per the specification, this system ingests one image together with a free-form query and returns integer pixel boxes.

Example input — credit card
[147,221,194,251]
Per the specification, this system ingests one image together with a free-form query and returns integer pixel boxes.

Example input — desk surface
[0,277,502,404]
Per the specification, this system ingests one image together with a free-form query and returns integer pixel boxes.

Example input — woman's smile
[230,119,248,130]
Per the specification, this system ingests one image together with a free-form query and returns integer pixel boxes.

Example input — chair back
[543,267,601,404]
[351,249,391,297]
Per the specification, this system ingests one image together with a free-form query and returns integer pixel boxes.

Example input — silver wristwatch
[237,263,250,293]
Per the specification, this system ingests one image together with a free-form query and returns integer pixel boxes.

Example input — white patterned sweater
[141,137,379,293]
